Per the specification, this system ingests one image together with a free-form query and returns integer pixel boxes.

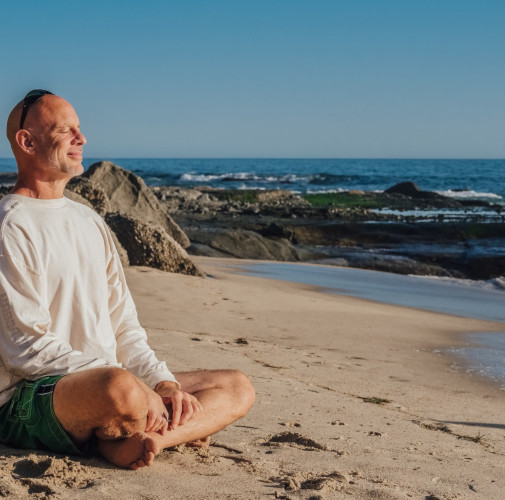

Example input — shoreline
[199,256,505,391]
[1,258,504,498]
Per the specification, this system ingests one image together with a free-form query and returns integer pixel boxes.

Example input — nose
[73,130,87,146]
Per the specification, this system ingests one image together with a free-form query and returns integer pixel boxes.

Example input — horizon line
[1,156,505,161]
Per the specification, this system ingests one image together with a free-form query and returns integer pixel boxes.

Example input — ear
[15,130,36,155]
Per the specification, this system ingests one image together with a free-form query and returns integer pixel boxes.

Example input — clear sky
[1,0,504,158]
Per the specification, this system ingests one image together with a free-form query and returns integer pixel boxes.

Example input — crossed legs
[53,367,255,468]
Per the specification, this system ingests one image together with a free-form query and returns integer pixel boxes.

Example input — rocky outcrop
[153,186,310,217]
[65,162,200,276]
[383,181,467,209]
[64,190,130,268]
[105,213,203,276]
[66,177,111,214]
[68,161,190,248]
[186,227,310,261]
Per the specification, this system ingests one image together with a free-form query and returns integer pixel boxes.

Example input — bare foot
[186,436,211,449]
[98,432,161,469]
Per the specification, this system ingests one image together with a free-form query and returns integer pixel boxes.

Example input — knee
[227,370,255,418]
[100,368,147,421]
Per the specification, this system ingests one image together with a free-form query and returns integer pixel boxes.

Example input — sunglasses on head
[19,89,54,130]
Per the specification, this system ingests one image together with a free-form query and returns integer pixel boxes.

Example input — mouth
[67,151,83,160]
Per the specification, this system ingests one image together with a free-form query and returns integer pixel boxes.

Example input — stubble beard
[47,154,84,178]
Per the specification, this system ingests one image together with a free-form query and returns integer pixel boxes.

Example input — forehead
[32,95,80,129]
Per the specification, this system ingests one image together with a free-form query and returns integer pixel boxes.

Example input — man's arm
[0,252,111,379]
[104,228,201,428]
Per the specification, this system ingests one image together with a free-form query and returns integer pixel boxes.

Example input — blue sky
[1,0,504,158]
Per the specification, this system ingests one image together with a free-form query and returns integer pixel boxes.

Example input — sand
[1,257,504,499]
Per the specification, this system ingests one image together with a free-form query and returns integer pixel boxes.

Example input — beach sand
[1,257,504,499]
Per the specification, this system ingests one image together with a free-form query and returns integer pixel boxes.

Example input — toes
[145,437,159,455]
[130,460,143,470]
[145,451,155,466]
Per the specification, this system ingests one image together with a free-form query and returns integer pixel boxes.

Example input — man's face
[27,96,87,178]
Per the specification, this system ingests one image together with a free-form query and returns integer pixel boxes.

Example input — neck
[11,175,70,200]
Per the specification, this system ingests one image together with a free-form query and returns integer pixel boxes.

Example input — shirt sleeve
[0,250,111,379]
[104,227,179,389]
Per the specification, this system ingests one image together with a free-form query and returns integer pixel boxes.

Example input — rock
[186,228,304,261]
[105,213,203,277]
[81,161,190,248]
[66,163,202,276]
[66,177,110,214]
[64,189,95,210]
[385,181,445,200]
[0,173,17,186]
[108,229,130,268]
[466,256,505,280]
[63,191,130,267]
[258,222,294,240]
[256,190,310,207]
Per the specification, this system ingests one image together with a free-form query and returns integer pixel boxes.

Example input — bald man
[0,90,254,469]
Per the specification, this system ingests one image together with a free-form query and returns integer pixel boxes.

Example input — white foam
[305,188,346,194]
[180,172,222,182]
[180,172,301,183]
[412,274,505,293]
[436,189,503,200]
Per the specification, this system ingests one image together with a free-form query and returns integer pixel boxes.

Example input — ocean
[0,157,504,203]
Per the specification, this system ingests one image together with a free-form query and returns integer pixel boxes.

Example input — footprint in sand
[263,431,330,451]
[276,471,350,493]
[9,455,98,496]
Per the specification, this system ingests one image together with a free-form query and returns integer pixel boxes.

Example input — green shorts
[0,376,86,456]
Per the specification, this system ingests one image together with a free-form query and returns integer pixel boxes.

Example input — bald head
[6,91,86,190]
[7,93,70,145]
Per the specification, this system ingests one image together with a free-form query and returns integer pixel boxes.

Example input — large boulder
[187,228,305,261]
[64,189,130,267]
[65,162,202,276]
[105,213,203,277]
[73,161,190,248]
[66,177,111,214]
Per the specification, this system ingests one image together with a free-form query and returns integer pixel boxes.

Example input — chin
[66,162,84,177]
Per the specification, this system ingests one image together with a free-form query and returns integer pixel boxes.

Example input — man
[0,89,255,469]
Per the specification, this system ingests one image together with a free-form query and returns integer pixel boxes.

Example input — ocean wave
[180,172,329,184]
[305,188,346,194]
[488,276,505,291]
[307,173,364,185]
[436,189,503,200]
[415,274,505,292]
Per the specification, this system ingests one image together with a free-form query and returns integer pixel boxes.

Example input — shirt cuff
[145,370,180,390]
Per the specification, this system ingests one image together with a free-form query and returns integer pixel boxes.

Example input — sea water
[1,157,503,202]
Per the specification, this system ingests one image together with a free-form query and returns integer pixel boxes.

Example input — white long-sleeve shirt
[0,194,177,407]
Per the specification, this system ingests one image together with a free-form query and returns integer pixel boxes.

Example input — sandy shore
[1,257,504,499]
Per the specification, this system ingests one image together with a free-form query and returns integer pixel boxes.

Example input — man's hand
[154,381,203,430]
[144,386,170,435]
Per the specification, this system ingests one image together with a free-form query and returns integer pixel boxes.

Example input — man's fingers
[194,398,203,413]
[159,415,169,435]
[179,399,193,426]
[145,414,154,432]
[170,393,183,429]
